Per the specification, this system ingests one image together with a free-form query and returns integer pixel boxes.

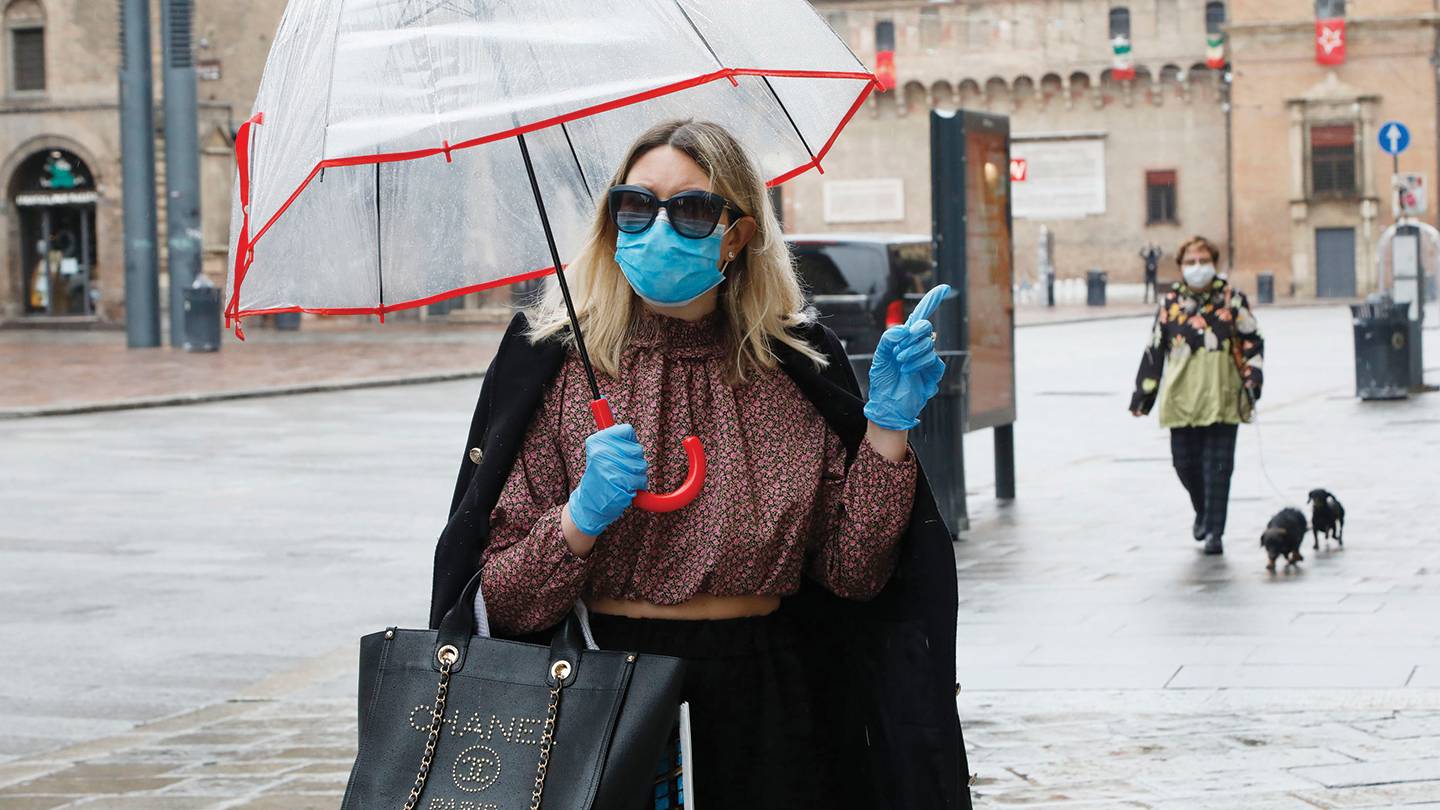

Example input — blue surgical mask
[614,212,729,307]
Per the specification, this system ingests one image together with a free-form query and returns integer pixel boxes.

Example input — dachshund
[1261,507,1308,573]
[1307,489,1346,550]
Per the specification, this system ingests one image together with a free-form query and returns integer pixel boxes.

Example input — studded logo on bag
[406,705,547,802]
[453,745,502,792]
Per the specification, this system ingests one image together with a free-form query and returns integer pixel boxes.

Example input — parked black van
[787,233,935,355]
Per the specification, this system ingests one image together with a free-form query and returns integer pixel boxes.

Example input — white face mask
[1183,263,1217,289]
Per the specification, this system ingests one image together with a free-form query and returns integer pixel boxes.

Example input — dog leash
[1222,286,1291,506]
[1244,392,1291,504]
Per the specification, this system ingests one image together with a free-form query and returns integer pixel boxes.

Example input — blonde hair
[526,119,826,382]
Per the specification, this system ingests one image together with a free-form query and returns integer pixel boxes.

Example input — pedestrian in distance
[1130,235,1264,556]
[1139,242,1163,303]
[430,120,971,809]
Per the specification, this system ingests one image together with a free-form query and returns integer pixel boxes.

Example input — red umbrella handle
[589,398,705,513]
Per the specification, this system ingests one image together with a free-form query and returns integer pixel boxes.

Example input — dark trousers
[589,610,840,810]
[1170,423,1239,538]
[1144,273,1158,303]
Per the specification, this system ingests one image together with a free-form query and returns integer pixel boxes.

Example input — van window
[792,243,887,296]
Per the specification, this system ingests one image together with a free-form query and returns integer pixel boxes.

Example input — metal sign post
[1380,120,1412,221]
[119,0,161,347]
[1378,121,1427,388]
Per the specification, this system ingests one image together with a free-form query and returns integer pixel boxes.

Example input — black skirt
[588,610,842,810]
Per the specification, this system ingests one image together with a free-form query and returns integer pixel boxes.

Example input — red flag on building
[1315,18,1345,65]
[874,50,896,91]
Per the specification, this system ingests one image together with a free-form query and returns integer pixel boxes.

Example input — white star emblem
[1317,25,1343,55]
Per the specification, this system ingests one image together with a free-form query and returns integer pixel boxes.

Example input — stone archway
[6,147,99,316]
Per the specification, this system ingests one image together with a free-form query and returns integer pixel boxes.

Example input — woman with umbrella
[432,119,962,808]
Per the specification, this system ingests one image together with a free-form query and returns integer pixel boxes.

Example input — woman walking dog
[431,120,970,809]
[1131,235,1264,556]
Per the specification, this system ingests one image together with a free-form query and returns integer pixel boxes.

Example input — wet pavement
[0,317,505,417]
[1,305,1437,808]
[0,303,1148,418]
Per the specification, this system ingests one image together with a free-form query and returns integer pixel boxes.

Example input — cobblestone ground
[1,305,1437,808]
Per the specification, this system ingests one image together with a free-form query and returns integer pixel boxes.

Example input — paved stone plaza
[1,305,1437,808]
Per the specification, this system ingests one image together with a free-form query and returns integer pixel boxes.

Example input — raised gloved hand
[567,424,649,537]
[864,284,951,431]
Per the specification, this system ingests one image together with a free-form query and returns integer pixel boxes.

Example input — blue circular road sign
[1379,121,1410,156]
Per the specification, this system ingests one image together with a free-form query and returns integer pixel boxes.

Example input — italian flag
[1205,33,1226,69]
[1111,36,1135,81]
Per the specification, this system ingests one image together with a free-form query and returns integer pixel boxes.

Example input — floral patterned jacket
[1130,278,1264,428]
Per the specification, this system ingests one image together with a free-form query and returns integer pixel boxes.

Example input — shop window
[1205,2,1226,34]
[1146,170,1177,224]
[1315,0,1345,17]
[1109,6,1131,40]
[1310,124,1357,197]
[5,0,45,93]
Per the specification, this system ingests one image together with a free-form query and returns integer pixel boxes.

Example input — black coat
[430,312,972,810]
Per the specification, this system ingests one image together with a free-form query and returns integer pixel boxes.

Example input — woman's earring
[727,251,736,260]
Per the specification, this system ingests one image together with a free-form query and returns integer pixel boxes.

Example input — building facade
[793,0,1234,292]
[0,0,277,324]
[2,0,1434,327]
[791,0,1439,298]
[1228,0,1439,298]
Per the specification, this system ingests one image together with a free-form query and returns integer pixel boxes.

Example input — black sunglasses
[607,185,747,240]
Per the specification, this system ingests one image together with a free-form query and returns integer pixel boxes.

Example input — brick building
[0,0,283,324]
[2,1,1435,327]
[789,0,1440,298]
[792,0,1234,292]
[1228,0,1438,297]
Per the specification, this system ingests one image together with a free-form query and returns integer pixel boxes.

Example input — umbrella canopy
[223,0,877,333]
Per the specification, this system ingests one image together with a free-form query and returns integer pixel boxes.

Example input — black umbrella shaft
[516,132,602,401]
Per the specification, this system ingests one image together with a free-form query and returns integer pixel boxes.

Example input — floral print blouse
[1130,278,1264,428]
[479,308,918,634]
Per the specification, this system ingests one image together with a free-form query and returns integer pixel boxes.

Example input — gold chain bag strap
[402,644,568,810]
[339,568,686,810]
[1222,286,1255,423]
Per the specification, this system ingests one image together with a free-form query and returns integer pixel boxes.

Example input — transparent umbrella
[224,0,878,509]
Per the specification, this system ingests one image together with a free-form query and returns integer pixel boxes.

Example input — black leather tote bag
[340,571,686,810]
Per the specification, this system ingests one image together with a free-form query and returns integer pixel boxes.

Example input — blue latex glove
[567,424,649,537]
[864,284,951,431]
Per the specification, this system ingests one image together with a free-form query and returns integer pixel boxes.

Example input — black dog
[1261,508,1308,572]
[1308,489,1346,550]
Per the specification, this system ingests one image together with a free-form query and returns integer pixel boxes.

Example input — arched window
[4,0,46,93]
[1109,6,1131,40]
[1205,2,1226,34]
[1315,0,1345,17]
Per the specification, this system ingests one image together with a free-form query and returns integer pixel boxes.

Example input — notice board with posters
[1009,136,1106,219]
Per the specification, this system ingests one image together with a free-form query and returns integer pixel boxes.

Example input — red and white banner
[1009,159,1028,182]
[1315,18,1345,66]
[874,51,896,91]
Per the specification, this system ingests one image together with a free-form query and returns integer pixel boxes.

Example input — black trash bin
[182,278,222,352]
[1350,296,1411,400]
[1086,269,1107,307]
[274,311,302,331]
[1257,272,1275,305]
